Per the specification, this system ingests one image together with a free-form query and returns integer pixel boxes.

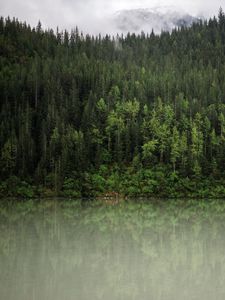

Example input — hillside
[1,10,225,198]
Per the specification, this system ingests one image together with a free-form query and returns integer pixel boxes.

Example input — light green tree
[170,126,180,172]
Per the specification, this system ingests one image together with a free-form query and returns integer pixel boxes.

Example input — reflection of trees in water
[0,199,225,299]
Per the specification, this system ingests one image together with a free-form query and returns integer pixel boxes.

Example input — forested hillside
[1,10,225,198]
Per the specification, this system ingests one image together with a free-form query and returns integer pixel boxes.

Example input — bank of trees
[1,10,225,197]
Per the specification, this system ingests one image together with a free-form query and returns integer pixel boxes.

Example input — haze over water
[0,199,225,300]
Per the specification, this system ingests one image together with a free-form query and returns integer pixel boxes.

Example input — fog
[1,0,225,34]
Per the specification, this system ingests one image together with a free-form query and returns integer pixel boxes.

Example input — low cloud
[1,0,225,34]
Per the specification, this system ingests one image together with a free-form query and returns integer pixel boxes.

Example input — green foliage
[170,126,180,171]
[142,140,158,159]
[16,181,34,198]
[96,98,107,112]
[62,178,81,198]
[90,174,106,194]
[1,11,225,198]
[105,168,121,192]
[0,176,34,198]
[0,139,17,175]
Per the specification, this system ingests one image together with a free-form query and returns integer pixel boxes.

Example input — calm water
[1,199,225,300]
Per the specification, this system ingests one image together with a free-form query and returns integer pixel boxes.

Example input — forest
[1,9,225,198]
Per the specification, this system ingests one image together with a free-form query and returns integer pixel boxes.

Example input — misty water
[1,199,225,300]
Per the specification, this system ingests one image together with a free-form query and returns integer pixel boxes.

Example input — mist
[1,0,225,34]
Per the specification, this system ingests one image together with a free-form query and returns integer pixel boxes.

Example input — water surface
[1,199,225,300]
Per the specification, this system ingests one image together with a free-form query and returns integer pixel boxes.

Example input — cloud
[1,0,225,34]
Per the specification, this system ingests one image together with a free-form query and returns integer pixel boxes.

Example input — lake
[0,198,225,300]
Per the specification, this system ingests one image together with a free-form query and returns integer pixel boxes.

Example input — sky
[1,0,225,34]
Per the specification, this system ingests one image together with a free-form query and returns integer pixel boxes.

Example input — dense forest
[1,9,225,198]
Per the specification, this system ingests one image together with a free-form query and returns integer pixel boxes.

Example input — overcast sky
[1,0,225,34]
